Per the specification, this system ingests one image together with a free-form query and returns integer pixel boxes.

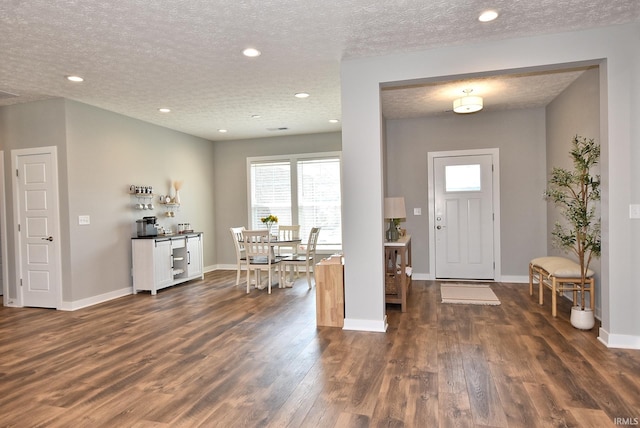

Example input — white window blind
[250,161,292,228]
[248,153,342,247]
[297,158,341,245]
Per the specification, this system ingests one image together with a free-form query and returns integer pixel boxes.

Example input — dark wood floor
[1,271,639,427]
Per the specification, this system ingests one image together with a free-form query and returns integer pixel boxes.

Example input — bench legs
[529,263,544,306]
[529,262,594,317]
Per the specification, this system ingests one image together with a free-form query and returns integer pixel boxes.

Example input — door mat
[440,283,501,305]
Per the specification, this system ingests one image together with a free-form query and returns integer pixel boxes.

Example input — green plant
[260,214,278,224]
[545,135,601,309]
[260,214,278,231]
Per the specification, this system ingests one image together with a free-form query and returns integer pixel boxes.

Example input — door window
[445,164,481,192]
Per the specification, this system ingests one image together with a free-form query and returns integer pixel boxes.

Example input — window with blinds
[250,161,292,227]
[248,152,342,247]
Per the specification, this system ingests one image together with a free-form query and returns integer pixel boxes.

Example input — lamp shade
[453,95,483,113]
[384,197,406,219]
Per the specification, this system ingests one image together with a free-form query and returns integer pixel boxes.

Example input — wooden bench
[529,256,594,317]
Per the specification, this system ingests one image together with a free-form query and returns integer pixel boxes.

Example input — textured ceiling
[1,1,638,141]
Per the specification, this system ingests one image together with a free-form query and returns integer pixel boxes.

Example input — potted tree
[545,135,601,329]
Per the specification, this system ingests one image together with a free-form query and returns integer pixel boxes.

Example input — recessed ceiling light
[479,10,498,22]
[251,114,261,118]
[242,48,261,57]
[158,108,171,113]
[218,129,228,133]
[329,119,340,123]
[66,75,84,82]
[294,92,310,98]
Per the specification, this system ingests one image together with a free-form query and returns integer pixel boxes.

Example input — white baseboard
[343,316,388,332]
[598,328,640,350]
[59,287,132,311]
[500,275,529,283]
[205,264,224,272]
[413,273,529,283]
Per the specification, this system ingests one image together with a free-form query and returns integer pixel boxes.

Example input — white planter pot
[570,306,595,330]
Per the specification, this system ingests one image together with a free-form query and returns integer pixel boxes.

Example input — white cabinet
[186,234,203,278]
[153,239,173,290]
[132,233,204,295]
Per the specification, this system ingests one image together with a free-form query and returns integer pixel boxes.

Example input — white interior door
[433,154,495,279]
[14,148,61,308]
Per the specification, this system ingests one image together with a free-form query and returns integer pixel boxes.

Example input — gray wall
[341,23,640,344]
[0,98,69,301]
[212,132,342,267]
[385,108,548,277]
[545,67,601,311]
[1,99,216,305]
[0,97,341,306]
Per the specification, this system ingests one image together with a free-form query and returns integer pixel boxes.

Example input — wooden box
[314,255,344,327]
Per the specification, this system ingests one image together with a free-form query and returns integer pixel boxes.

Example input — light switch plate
[630,204,640,219]
[79,215,90,225]
[414,208,422,215]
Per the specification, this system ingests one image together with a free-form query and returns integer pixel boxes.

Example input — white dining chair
[242,229,282,294]
[229,226,246,286]
[277,225,300,257]
[281,227,321,289]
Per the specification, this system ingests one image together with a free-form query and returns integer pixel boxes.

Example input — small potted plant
[545,135,601,329]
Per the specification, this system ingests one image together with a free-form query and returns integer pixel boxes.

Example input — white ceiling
[1,1,638,141]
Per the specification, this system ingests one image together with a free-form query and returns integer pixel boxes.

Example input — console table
[384,234,412,312]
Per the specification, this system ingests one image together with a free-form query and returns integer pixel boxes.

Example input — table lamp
[384,197,406,241]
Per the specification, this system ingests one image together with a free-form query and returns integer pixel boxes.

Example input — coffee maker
[136,216,158,237]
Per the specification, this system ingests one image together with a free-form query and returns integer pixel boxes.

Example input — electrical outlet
[630,204,640,219]
[78,215,90,225]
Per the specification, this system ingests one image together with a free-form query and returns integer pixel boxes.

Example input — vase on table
[265,222,276,238]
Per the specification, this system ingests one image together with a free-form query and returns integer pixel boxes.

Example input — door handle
[42,236,54,242]
[436,225,445,230]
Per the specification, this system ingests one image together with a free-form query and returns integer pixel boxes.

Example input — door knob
[42,236,53,242]
[436,225,445,230]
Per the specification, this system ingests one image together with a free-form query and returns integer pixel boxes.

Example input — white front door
[13,148,62,308]
[433,153,495,279]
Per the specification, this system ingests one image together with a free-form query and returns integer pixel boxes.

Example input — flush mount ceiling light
[65,75,84,82]
[453,89,483,114]
[218,129,228,133]
[328,119,340,123]
[294,92,310,98]
[242,47,261,57]
[158,108,171,113]
[479,10,498,22]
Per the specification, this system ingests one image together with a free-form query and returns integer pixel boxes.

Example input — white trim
[0,151,8,303]
[598,328,640,350]
[204,264,218,273]
[500,275,529,284]
[343,316,388,332]
[59,287,133,311]
[213,264,240,271]
[427,148,501,281]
